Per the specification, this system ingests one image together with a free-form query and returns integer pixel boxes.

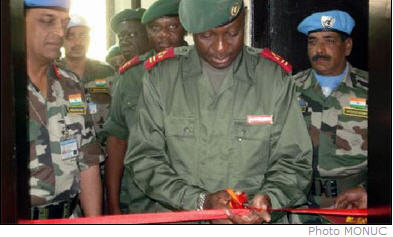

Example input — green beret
[105,45,121,62]
[142,0,180,25]
[179,0,243,33]
[110,8,146,33]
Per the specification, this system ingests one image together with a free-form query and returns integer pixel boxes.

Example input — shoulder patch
[261,48,292,74]
[144,47,176,70]
[118,56,141,74]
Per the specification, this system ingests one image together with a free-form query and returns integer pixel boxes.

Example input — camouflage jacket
[57,58,115,145]
[292,63,368,178]
[28,63,104,207]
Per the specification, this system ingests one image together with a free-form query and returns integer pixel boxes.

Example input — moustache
[311,54,331,61]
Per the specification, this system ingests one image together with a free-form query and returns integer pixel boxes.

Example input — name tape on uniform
[247,115,273,125]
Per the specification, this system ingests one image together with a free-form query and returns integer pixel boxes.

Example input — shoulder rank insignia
[118,56,141,74]
[145,47,176,70]
[52,63,61,79]
[261,48,292,74]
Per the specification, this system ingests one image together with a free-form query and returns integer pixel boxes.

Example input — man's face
[307,31,353,76]
[146,16,186,53]
[193,11,245,69]
[64,26,90,59]
[116,20,151,60]
[25,8,70,62]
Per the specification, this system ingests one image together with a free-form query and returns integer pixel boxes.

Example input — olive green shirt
[104,50,155,140]
[103,50,156,213]
[125,46,313,220]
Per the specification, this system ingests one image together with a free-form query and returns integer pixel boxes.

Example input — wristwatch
[197,192,208,210]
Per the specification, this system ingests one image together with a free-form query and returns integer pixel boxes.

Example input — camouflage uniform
[57,58,115,145]
[28,63,103,214]
[292,62,368,209]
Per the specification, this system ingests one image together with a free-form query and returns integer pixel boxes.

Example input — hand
[226,194,272,224]
[204,190,233,224]
[334,186,367,209]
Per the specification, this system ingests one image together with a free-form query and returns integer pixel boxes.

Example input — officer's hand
[226,194,271,224]
[334,186,367,209]
[204,190,233,224]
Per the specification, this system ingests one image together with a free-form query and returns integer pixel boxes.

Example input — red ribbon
[18,206,390,224]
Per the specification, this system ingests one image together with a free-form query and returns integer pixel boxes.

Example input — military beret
[110,8,146,33]
[297,10,355,35]
[67,14,89,30]
[142,0,180,25]
[105,45,121,62]
[24,0,70,10]
[179,0,243,33]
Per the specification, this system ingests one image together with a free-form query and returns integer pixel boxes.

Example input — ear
[344,37,353,56]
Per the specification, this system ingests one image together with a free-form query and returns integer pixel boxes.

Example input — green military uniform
[292,63,368,207]
[124,46,313,222]
[104,49,155,213]
[29,63,103,219]
[57,58,115,145]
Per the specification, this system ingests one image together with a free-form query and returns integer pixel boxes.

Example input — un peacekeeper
[58,14,115,146]
[105,45,125,71]
[25,0,103,219]
[104,0,187,214]
[124,0,312,224]
[110,8,151,62]
[292,10,368,214]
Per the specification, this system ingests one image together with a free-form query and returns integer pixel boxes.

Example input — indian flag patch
[69,93,84,106]
[349,97,367,109]
[95,79,107,87]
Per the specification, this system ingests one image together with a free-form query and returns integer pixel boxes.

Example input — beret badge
[230,2,241,17]
[321,16,336,28]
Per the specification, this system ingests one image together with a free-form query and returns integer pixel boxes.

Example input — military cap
[24,0,70,10]
[142,0,180,25]
[67,14,89,30]
[179,0,244,33]
[297,10,355,35]
[110,8,146,33]
[105,45,121,62]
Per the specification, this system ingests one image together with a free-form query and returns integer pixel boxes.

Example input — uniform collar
[182,46,252,85]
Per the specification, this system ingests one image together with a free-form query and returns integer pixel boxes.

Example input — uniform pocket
[124,95,139,112]
[164,116,197,172]
[335,114,367,156]
[165,117,196,138]
[232,119,270,175]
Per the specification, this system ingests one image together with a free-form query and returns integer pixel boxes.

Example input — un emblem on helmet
[321,16,335,28]
[231,2,241,16]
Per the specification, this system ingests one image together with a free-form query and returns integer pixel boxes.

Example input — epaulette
[144,47,176,70]
[118,56,141,74]
[52,63,61,79]
[261,48,292,74]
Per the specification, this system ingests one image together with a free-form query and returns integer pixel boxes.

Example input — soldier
[292,10,368,212]
[25,0,103,219]
[104,0,187,214]
[59,14,115,146]
[105,45,125,71]
[124,0,312,224]
[110,8,151,62]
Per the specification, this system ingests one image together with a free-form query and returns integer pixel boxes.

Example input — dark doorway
[253,0,368,74]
